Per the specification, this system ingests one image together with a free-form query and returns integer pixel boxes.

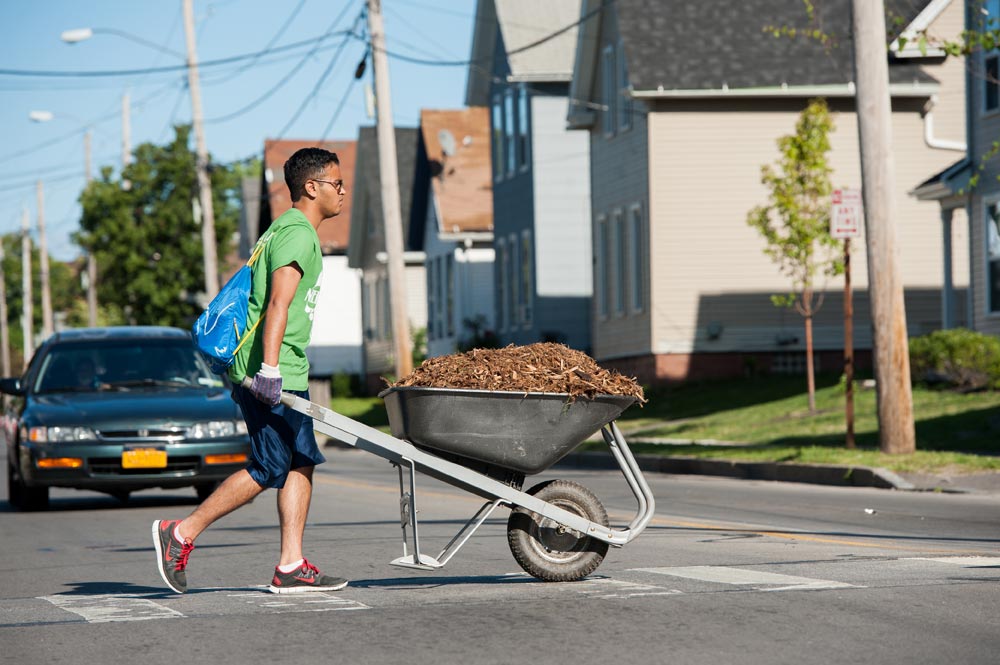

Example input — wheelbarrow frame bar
[271,387,656,546]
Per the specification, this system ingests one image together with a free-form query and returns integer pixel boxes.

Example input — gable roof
[346,126,419,268]
[418,108,493,238]
[466,0,583,105]
[260,139,357,254]
[569,0,942,121]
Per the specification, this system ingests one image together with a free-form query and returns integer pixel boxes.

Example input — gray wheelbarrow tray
[246,379,655,579]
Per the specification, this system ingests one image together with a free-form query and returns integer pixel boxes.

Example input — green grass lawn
[328,374,1000,475]
[603,373,1000,474]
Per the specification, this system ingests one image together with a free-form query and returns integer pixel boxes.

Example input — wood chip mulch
[387,343,646,403]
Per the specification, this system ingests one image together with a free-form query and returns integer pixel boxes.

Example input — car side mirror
[0,377,24,396]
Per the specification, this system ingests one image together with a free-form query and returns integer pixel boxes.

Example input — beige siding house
[569,0,969,383]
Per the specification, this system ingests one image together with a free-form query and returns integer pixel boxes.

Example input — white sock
[277,558,304,573]
[173,524,187,544]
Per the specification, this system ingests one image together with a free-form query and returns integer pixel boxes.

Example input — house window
[629,204,644,312]
[985,0,1000,113]
[492,94,504,180]
[596,215,609,319]
[497,238,508,330]
[601,45,616,136]
[520,231,533,326]
[617,39,631,132]
[518,84,530,170]
[508,233,519,327]
[986,55,999,112]
[376,276,389,341]
[362,280,372,340]
[613,209,626,316]
[505,89,516,176]
[988,199,1000,312]
[427,260,437,339]
[445,254,455,337]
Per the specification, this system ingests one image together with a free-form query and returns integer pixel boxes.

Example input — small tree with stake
[747,98,843,413]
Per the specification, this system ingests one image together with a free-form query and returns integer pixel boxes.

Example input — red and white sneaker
[268,559,348,594]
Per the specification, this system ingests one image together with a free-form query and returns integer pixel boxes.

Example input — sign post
[831,188,863,449]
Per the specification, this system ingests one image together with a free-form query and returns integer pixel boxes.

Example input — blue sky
[0,0,476,260]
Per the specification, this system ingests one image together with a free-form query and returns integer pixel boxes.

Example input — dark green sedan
[1,327,250,510]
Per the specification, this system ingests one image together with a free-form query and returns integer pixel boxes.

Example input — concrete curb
[558,451,917,490]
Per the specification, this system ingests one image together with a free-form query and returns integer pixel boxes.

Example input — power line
[0,29,355,78]
[205,1,359,124]
[204,0,309,86]
[360,2,606,66]
[276,12,366,139]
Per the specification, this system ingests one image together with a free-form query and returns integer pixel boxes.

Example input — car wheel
[8,456,48,511]
[8,460,23,509]
[195,482,218,502]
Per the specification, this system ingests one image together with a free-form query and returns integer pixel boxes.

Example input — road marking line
[40,594,184,623]
[627,514,988,555]
[318,474,986,555]
[904,556,1000,566]
[634,566,855,591]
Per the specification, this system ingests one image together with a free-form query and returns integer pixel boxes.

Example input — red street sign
[831,188,863,239]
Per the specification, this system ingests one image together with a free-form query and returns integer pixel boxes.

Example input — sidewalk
[559,450,1000,495]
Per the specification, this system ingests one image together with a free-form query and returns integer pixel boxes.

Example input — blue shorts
[232,384,325,489]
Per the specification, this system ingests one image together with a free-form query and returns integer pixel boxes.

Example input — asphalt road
[2,445,999,665]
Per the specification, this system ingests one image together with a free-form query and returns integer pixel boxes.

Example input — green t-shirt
[228,208,322,390]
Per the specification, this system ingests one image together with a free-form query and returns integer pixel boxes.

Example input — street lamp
[30,110,96,327]
[61,9,220,301]
[60,27,185,59]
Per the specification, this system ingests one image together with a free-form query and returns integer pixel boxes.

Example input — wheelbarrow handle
[239,376,298,408]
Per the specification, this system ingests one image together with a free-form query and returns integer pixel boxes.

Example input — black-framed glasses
[311,178,345,192]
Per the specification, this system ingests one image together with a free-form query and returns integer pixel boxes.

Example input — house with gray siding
[346,127,425,392]
[467,0,593,352]
[569,0,969,384]
[917,1,1000,337]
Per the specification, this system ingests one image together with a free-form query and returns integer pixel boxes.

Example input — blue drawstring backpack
[192,243,266,374]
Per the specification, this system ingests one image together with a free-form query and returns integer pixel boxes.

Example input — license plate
[122,448,167,469]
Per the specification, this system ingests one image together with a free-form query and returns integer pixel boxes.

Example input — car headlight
[186,420,246,439]
[28,426,97,442]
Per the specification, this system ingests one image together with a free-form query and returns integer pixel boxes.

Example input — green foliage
[747,98,842,314]
[411,326,428,367]
[1,233,85,368]
[457,315,500,352]
[331,372,359,398]
[909,328,1000,391]
[74,125,258,327]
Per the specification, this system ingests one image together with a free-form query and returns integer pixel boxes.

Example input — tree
[1,234,85,369]
[747,99,842,413]
[75,125,255,327]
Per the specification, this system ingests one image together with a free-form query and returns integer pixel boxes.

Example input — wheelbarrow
[246,380,655,582]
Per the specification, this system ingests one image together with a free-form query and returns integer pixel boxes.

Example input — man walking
[153,147,347,594]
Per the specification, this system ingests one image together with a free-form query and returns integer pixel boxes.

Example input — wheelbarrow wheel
[507,479,610,582]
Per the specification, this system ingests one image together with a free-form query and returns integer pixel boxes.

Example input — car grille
[89,455,201,475]
[97,427,185,441]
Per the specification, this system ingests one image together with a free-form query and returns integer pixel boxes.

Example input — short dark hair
[284,148,340,201]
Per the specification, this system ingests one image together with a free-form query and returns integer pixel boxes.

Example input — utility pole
[36,181,53,339]
[851,0,915,454]
[368,0,413,378]
[21,208,33,367]
[183,0,219,300]
[0,241,10,378]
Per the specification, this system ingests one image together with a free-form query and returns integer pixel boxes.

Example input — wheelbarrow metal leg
[391,458,443,570]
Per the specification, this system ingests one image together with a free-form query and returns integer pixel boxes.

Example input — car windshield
[32,340,224,394]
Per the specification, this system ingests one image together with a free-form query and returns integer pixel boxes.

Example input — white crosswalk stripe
[633,566,857,591]
[39,594,185,623]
